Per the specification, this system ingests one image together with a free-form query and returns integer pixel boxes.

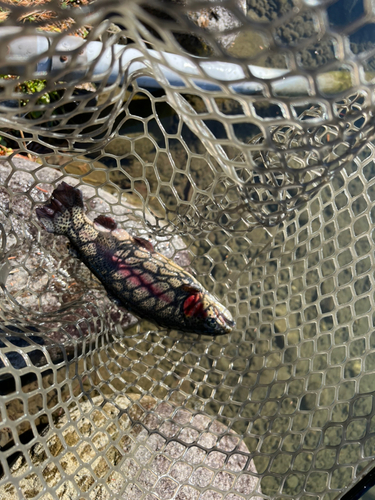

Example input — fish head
[182,285,235,335]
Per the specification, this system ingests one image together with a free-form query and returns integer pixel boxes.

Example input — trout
[36,182,235,335]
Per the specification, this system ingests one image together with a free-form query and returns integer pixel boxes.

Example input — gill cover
[183,288,207,319]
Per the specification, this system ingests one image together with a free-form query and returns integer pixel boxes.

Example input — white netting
[0,0,375,498]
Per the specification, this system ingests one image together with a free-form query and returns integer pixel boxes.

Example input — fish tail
[36,182,84,235]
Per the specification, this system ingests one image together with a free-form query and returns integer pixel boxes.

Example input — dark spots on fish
[159,265,179,276]
[134,249,149,259]
[143,261,158,273]
[111,254,173,304]
[169,277,182,288]
[133,287,152,301]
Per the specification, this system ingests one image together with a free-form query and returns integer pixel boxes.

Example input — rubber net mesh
[0,0,375,498]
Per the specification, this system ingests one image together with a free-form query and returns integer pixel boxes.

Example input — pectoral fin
[180,283,202,294]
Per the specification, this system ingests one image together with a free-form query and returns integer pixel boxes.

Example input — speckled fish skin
[36,182,235,335]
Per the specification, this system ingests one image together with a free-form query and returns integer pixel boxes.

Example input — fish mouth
[210,310,235,335]
[220,314,235,334]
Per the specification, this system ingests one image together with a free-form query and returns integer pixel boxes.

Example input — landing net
[0,0,375,498]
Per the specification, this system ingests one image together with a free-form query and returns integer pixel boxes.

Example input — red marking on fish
[183,293,207,319]
[111,255,172,303]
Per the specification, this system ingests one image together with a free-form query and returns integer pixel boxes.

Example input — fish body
[36,182,235,335]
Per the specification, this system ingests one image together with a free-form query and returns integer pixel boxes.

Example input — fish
[36,182,235,335]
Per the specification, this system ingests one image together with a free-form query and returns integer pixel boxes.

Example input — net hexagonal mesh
[0,0,375,498]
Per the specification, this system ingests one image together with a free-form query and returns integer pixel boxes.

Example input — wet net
[1,0,375,498]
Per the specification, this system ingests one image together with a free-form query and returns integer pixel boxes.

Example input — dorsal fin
[94,215,117,231]
[133,236,154,253]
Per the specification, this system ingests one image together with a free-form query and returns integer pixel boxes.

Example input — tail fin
[36,182,84,235]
